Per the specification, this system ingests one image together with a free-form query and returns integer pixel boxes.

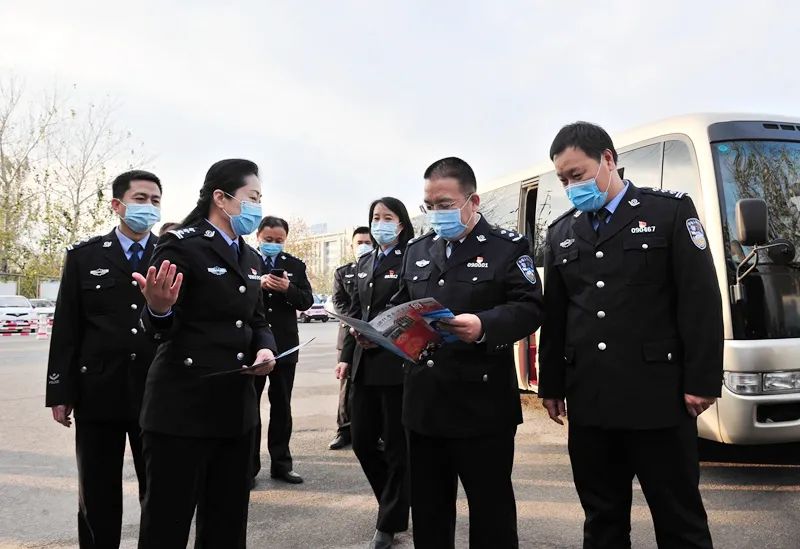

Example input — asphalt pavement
[0,323,798,548]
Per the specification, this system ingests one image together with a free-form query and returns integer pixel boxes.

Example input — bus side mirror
[735,199,768,246]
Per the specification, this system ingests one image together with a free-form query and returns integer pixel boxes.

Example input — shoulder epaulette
[641,187,687,200]
[407,231,435,246]
[489,225,525,242]
[281,252,305,264]
[167,226,206,240]
[548,207,579,228]
[66,235,102,251]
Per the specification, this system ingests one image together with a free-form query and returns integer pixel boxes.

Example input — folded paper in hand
[330,298,456,363]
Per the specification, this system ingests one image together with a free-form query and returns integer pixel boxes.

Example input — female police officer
[337,197,413,549]
[133,159,277,548]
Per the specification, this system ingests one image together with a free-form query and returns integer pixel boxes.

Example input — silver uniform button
[596,280,605,288]
[472,276,478,282]
[597,311,606,319]
[413,276,418,281]
[80,366,87,373]
[184,358,193,366]
[131,328,138,335]
[667,353,673,361]
[482,374,488,382]
[131,303,138,310]
[367,305,371,311]
[237,352,245,360]
[369,282,373,287]
[598,342,607,351]
[268,308,273,313]
[642,243,649,250]
[239,286,246,293]
[562,258,568,264]
[438,279,445,287]
[426,360,434,367]
[596,251,604,259]
[131,280,138,286]
[235,320,243,328]
[95,284,101,290]
[130,353,137,360]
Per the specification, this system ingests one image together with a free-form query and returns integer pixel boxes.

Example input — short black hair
[158,222,180,236]
[549,121,618,163]
[423,157,477,194]
[112,170,162,199]
[258,216,289,234]
[352,226,370,239]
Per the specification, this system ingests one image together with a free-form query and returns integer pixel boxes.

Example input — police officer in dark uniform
[329,226,373,450]
[341,198,414,549]
[134,159,277,548]
[252,216,314,486]
[45,170,162,549]
[391,158,544,549]
[538,122,723,549]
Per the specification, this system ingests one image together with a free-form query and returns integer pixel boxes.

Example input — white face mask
[355,243,373,258]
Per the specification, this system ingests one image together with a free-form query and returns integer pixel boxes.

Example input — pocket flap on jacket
[642,339,681,363]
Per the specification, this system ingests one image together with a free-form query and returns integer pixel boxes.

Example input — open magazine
[330,298,457,363]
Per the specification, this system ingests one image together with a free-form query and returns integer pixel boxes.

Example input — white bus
[476,113,800,445]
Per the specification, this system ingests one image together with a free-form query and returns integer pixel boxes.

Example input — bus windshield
[714,140,800,339]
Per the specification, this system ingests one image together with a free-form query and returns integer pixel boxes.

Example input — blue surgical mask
[355,243,373,258]
[371,221,399,247]
[427,195,474,240]
[223,193,262,236]
[121,203,160,233]
[565,163,609,212]
[259,242,283,257]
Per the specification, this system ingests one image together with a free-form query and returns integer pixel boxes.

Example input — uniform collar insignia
[102,241,113,247]
[204,230,215,238]
[628,198,640,207]
[573,211,582,218]
[394,249,402,255]
[90,268,109,276]
[433,234,441,241]
[415,259,430,267]
[559,238,575,248]
[476,234,486,242]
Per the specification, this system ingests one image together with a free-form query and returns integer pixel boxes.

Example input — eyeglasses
[419,194,473,214]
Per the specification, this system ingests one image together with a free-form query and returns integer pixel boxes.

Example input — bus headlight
[723,372,761,394]
[763,372,800,393]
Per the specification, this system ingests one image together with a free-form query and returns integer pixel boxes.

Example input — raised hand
[132,260,183,315]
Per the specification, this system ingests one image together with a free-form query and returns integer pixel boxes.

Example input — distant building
[308,223,328,235]
[289,228,354,294]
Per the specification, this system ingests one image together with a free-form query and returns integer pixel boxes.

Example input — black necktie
[447,240,461,259]
[374,251,385,270]
[595,208,611,235]
[265,256,274,271]
[230,241,240,263]
[129,242,143,272]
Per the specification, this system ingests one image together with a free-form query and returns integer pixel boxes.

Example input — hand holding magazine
[330,298,457,363]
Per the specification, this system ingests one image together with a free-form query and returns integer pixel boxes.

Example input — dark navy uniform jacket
[391,215,544,438]
[538,183,724,430]
[138,221,276,438]
[341,246,406,386]
[332,261,358,350]
[259,251,314,364]
[45,230,158,421]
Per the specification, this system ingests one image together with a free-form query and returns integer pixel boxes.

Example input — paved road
[0,323,798,548]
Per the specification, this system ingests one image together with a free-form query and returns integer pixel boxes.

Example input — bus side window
[617,142,663,188]
[531,171,572,267]
[662,139,701,197]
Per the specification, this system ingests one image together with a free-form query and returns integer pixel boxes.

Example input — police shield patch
[686,218,707,250]
[516,255,537,284]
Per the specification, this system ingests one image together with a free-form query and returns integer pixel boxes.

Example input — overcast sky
[2,0,799,232]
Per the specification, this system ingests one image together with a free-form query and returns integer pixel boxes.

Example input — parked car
[297,296,331,323]
[30,298,56,326]
[0,295,36,334]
